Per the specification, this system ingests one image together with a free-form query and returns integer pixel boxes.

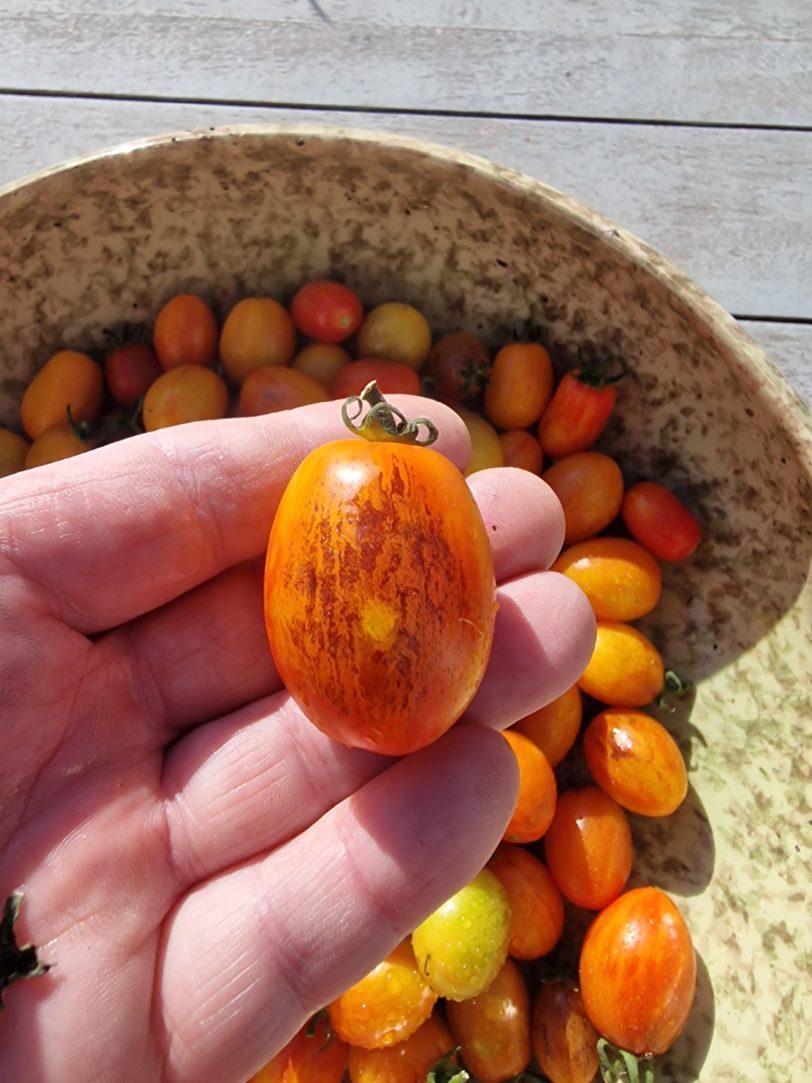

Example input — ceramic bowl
[0,126,809,1082]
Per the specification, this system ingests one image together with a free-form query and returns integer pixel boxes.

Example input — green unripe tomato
[411,869,511,1001]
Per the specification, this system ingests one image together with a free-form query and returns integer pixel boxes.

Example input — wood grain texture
[2,93,810,325]
[2,0,811,125]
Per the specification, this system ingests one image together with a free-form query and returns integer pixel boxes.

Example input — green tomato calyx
[342,381,438,446]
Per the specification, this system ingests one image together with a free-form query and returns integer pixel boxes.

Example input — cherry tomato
[331,359,421,400]
[488,843,564,959]
[454,406,504,476]
[501,729,557,844]
[578,621,664,707]
[142,365,229,431]
[543,786,633,909]
[347,1013,457,1083]
[426,331,491,402]
[498,429,543,474]
[0,428,30,478]
[25,421,92,468]
[264,397,496,756]
[542,451,624,545]
[513,684,582,768]
[411,869,511,1001]
[104,342,162,408]
[531,980,600,1083]
[445,958,531,1083]
[328,940,437,1050]
[356,302,432,370]
[583,708,688,816]
[579,887,697,1055]
[219,297,297,384]
[239,366,328,416]
[291,343,351,388]
[552,536,662,621]
[484,342,554,430]
[153,293,218,370]
[538,369,618,458]
[21,350,104,439]
[250,1012,348,1082]
[291,280,364,343]
[622,480,702,562]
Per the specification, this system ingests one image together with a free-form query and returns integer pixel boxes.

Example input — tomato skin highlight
[264,438,496,755]
[578,621,665,708]
[579,887,697,1056]
[622,480,702,562]
[552,536,662,621]
[249,1013,348,1082]
[531,980,600,1083]
[583,708,688,816]
[446,957,531,1083]
[538,371,616,458]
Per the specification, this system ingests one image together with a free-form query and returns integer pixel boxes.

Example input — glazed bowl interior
[0,126,809,1081]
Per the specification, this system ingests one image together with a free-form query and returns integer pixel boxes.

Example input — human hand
[0,398,594,1083]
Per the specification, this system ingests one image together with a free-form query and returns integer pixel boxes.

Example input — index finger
[0,396,471,634]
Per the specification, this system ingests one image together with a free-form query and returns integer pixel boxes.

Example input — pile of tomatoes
[1,281,703,1083]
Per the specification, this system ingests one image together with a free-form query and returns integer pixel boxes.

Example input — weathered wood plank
[2,0,811,125]
[2,94,810,325]
[743,321,812,405]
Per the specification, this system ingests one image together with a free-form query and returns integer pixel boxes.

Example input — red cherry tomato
[291,280,364,343]
[426,331,491,402]
[622,480,702,561]
[542,452,624,545]
[538,366,621,459]
[104,343,162,408]
[579,887,697,1056]
[331,359,421,399]
[543,786,633,909]
[153,293,218,369]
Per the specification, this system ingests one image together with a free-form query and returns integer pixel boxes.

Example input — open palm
[0,398,594,1083]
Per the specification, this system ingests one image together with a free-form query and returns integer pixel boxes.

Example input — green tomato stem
[597,1038,656,1083]
[342,380,438,446]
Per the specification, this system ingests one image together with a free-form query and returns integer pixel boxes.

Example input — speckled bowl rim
[2,121,810,469]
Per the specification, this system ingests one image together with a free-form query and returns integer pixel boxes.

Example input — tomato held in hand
[622,480,702,562]
[411,869,511,1001]
[552,536,662,621]
[328,940,437,1050]
[153,294,218,370]
[104,343,162,408]
[501,729,557,843]
[578,621,664,707]
[488,843,564,959]
[291,280,364,343]
[484,342,554,430]
[21,350,104,439]
[264,385,496,756]
[543,786,633,909]
[347,1013,457,1083]
[446,958,531,1083]
[542,452,624,545]
[583,708,688,816]
[513,684,582,768]
[250,1012,348,1082]
[531,980,600,1083]
[579,887,697,1056]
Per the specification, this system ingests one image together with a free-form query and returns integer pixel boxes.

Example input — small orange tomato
[543,452,624,545]
[454,406,504,476]
[331,359,421,399]
[498,429,543,474]
[538,369,619,459]
[328,940,437,1050]
[446,958,531,1083]
[25,421,92,468]
[513,685,582,768]
[543,786,633,910]
[552,536,662,621]
[501,729,557,843]
[488,843,565,960]
[356,302,432,370]
[579,887,697,1056]
[264,405,496,756]
[531,980,600,1083]
[21,350,104,439]
[219,297,297,384]
[583,708,688,816]
[578,621,665,707]
[153,294,218,370]
[250,1012,348,1082]
[291,343,351,388]
[347,1013,457,1083]
[622,480,702,562]
[142,365,229,431]
[0,428,31,478]
[484,342,554,430]
[239,366,328,416]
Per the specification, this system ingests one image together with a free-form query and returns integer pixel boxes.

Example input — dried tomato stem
[342,380,438,445]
